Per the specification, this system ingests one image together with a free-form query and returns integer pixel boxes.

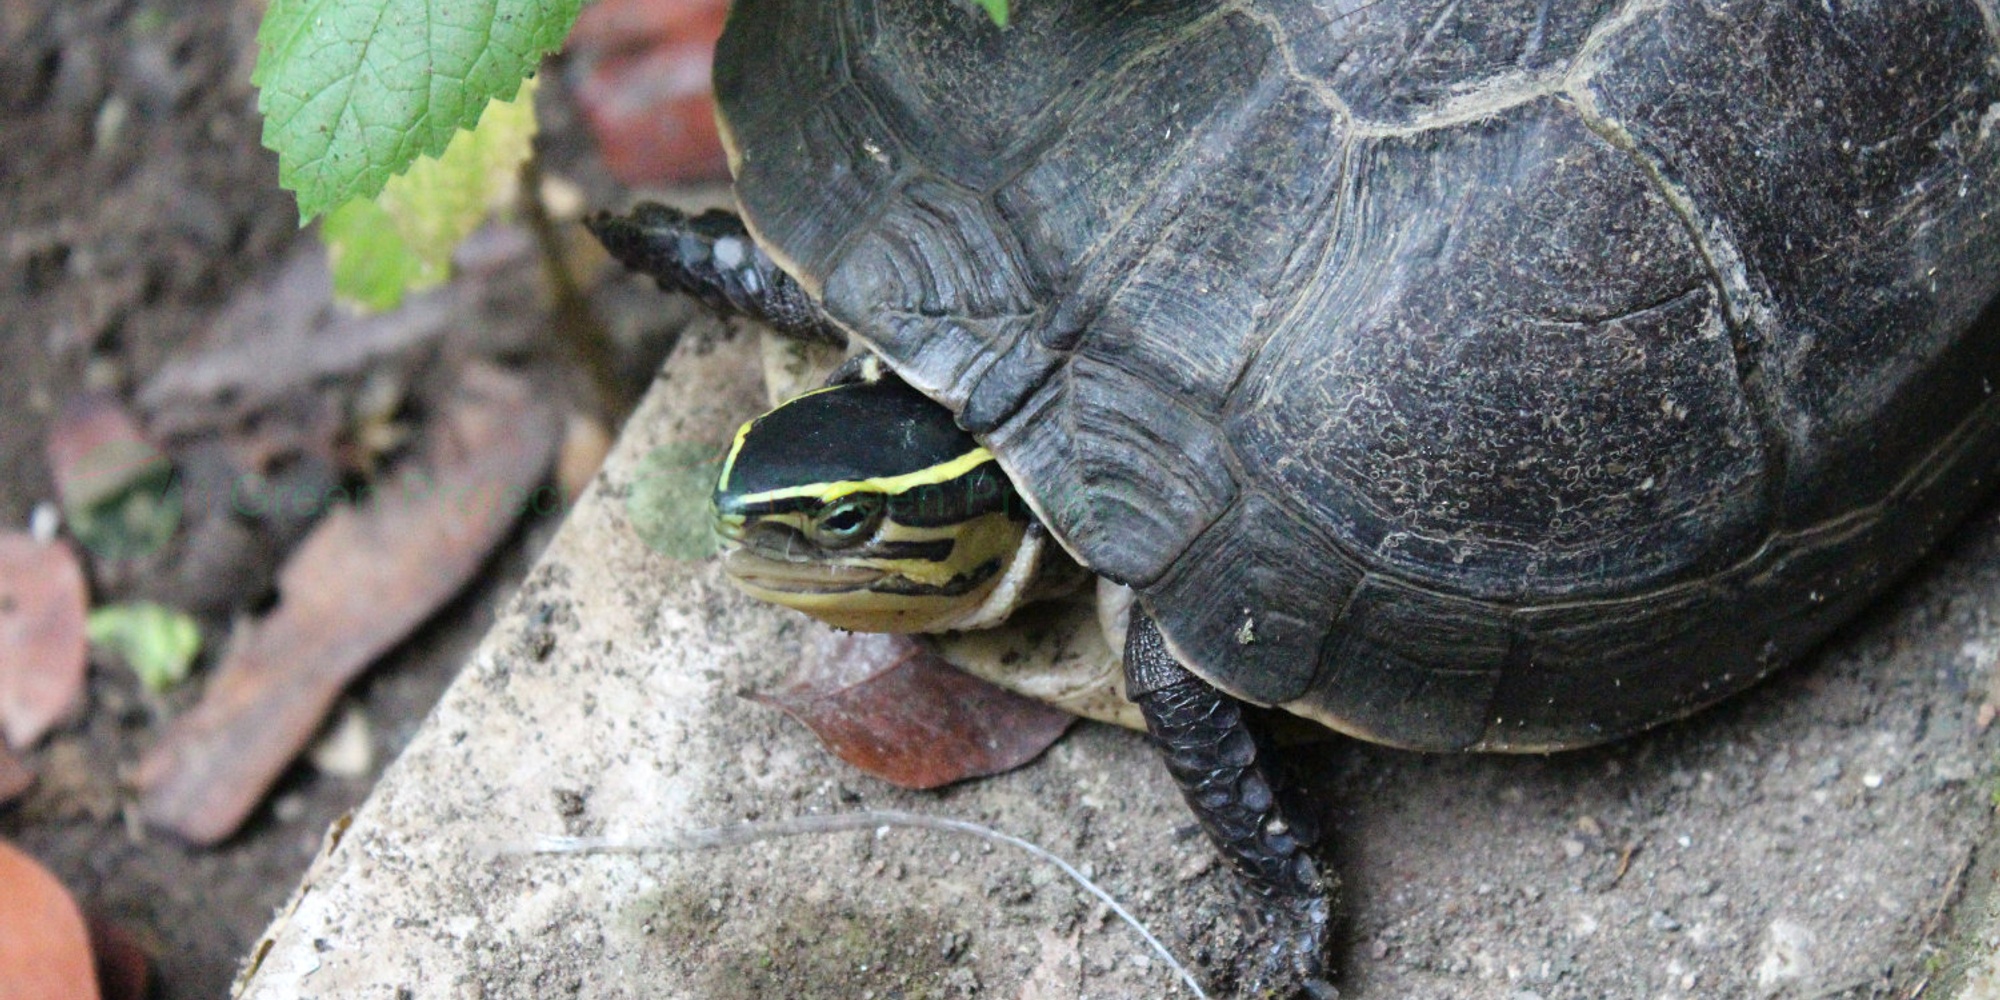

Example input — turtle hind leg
[1125,611,1338,999]
[586,203,845,346]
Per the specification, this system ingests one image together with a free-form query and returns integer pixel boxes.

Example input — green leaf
[626,441,728,562]
[322,79,539,310]
[322,198,427,311]
[975,0,1010,27]
[253,0,582,222]
[64,443,181,562]
[86,603,202,693]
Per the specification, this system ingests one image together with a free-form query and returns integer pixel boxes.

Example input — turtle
[588,0,2000,994]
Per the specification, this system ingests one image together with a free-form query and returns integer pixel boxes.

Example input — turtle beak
[713,512,888,595]
[720,548,886,595]
[713,511,748,545]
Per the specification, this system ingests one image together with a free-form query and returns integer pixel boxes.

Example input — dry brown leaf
[136,363,559,844]
[0,533,88,750]
[756,628,1075,790]
[44,393,164,513]
[139,237,540,440]
[0,840,99,1000]
[86,916,150,1000]
[0,742,31,806]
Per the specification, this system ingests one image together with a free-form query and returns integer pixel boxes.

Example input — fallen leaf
[44,394,179,561]
[136,363,559,844]
[756,628,1075,790]
[568,0,730,185]
[44,393,166,513]
[0,840,99,1000]
[85,917,150,1000]
[0,534,89,749]
[138,240,524,440]
[0,743,31,806]
[86,602,202,692]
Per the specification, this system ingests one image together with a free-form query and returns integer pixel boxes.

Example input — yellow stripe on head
[730,446,996,508]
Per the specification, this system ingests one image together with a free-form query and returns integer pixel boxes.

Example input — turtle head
[711,373,1039,633]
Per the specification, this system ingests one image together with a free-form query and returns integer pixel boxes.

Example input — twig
[1921,846,1975,942]
[1604,838,1643,890]
[517,152,626,420]
[508,808,1210,999]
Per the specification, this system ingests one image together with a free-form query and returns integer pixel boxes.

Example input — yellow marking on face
[720,511,1028,633]
[875,512,1021,587]
[733,581,994,634]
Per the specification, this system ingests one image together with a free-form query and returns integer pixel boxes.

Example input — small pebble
[1175,852,1216,881]
[28,502,60,542]
[1755,918,1815,989]
[272,793,306,823]
[307,704,375,778]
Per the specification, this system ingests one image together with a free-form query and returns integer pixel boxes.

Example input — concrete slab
[236,323,2000,999]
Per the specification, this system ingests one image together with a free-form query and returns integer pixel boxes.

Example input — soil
[0,1,656,996]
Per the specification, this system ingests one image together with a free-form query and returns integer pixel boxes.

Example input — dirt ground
[0,0,653,996]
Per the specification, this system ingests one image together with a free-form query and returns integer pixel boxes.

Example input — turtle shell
[714,0,2000,751]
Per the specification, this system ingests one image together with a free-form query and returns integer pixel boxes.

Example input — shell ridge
[1029,14,1286,357]
[1229,0,1356,121]
[1212,120,1358,418]
[811,84,919,296]
[1560,47,1792,548]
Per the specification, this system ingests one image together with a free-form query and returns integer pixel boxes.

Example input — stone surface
[236,324,2000,999]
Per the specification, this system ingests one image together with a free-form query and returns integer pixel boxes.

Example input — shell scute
[1577,0,2000,526]
[1146,492,1365,706]
[1233,98,1766,603]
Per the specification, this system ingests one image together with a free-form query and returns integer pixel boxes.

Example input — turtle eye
[809,495,883,548]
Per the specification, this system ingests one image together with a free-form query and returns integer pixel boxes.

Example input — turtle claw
[1234,892,1336,999]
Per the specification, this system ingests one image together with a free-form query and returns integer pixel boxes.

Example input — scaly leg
[1125,611,1337,999]
[587,203,845,345]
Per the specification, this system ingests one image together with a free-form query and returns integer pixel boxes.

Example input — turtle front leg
[1125,611,1337,999]
[586,203,845,346]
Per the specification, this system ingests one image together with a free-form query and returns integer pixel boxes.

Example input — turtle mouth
[721,548,885,594]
